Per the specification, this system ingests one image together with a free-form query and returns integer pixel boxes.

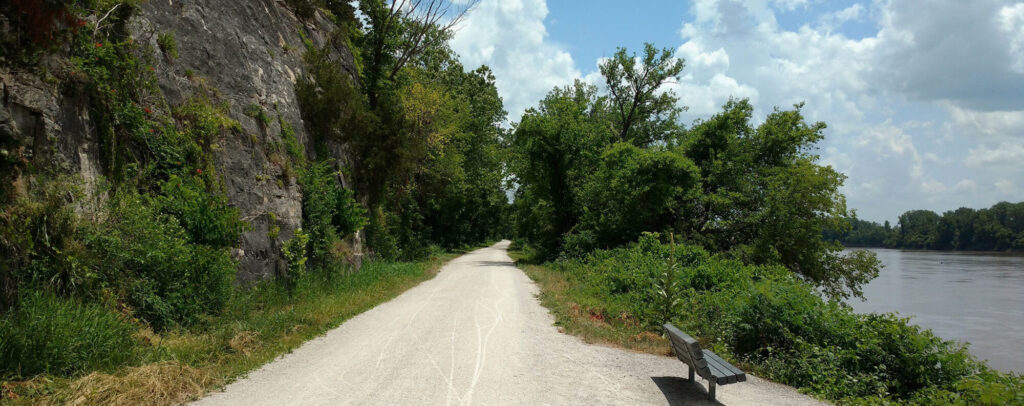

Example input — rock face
[0,0,360,284]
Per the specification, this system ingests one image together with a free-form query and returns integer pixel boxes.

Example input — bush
[548,235,1020,404]
[84,193,236,329]
[0,291,136,377]
[298,161,367,266]
[158,175,246,248]
[0,179,86,308]
[280,228,310,294]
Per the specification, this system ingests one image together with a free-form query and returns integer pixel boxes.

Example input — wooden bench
[663,323,746,401]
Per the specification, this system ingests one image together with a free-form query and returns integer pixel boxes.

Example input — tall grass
[0,292,136,377]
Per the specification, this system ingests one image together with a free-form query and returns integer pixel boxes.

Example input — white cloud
[965,142,1024,167]
[450,0,579,120]
[855,121,923,178]
[771,0,812,11]
[954,179,978,193]
[817,4,866,33]
[995,178,1020,195]
[1000,3,1024,73]
[945,103,1024,140]
[921,179,947,195]
[869,0,1024,111]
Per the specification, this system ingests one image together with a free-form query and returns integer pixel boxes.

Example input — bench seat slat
[706,356,735,384]
[704,351,746,384]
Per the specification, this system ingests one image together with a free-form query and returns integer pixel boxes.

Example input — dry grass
[228,331,262,356]
[50,362,217,406]
[516,261,671,356]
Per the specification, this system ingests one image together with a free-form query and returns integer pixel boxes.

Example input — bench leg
[687,367,695,382]
[708,381,716,401]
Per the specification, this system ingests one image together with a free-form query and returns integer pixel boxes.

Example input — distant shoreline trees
[826,202,1024,251]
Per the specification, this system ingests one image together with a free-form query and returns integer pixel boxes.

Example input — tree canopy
[510,47,880,300]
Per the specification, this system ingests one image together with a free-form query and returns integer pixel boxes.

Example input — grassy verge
[1,251,462,405]
[511,251,670,356]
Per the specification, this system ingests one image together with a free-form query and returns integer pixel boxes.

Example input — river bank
[846,248,1024,373]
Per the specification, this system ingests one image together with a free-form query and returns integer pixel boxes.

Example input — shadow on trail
[652,376,725,406]
[472,260,516,268]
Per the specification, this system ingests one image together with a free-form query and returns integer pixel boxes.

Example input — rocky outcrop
[0,0,360,284]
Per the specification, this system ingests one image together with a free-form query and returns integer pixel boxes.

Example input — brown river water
[844,248,1024,373]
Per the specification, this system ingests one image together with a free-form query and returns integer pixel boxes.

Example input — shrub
[157,32,177,60]
[0,178,90,309]
[158,175,246,248]
[83,193,236,329]
[0,291,136,377]
[548,235,1019,404]
[282,228,310,279]
[298,161,366,266]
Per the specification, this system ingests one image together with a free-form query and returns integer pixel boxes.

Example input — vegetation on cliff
[1,0,504,401]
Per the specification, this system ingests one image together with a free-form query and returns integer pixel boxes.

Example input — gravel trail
[193,241,825,405]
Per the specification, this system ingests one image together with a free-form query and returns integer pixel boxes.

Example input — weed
[156,32,177,60]
[244,103,271,127]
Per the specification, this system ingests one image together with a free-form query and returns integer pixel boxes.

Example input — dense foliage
[827,201,1024,251]
[509,44,878,300]
[536,234,1022,404]
[295,4,508,260]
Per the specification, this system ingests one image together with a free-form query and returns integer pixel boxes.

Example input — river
[845,248,1024,373]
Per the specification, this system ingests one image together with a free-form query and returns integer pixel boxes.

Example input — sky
[447,0,1024,223]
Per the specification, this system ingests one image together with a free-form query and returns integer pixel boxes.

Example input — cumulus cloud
[870,0,1024,111]
[965,142,1024,167]
[817,4,866,33]
[945,103,1024,140]
[954,179,978,193]
[995,178,1021,195]
[449,0,579,120]
[999,3,1024,73]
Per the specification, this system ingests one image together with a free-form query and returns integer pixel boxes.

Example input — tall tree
[599,43,685,147]
[508,81,614,258]
[358,0,477,107]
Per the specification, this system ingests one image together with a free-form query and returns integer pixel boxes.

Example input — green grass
[1,253,459,405]
[511,250,670,355]
[0,292,137,378]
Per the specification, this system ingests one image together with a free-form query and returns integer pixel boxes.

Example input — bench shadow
[651,376,725,406]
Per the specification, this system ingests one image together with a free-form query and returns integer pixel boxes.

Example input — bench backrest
[663,323,711,378]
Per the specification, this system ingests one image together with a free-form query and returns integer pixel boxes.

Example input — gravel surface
[193,241,826,405]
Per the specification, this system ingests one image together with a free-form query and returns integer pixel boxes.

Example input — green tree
[677,100,879,299]
[508,81,614,258]
[897,210,941,249]
[599,43,686,147]
[571,142,698,254]
[357,0,476,107]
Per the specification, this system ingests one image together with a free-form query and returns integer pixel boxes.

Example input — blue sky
[449,0,1024,223]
